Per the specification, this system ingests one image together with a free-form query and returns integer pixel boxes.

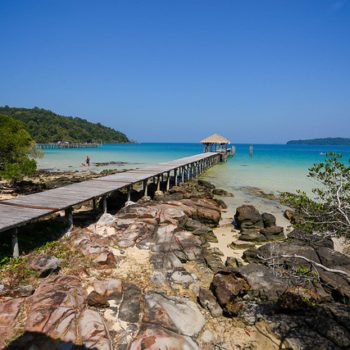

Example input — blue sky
[0,0,349,143]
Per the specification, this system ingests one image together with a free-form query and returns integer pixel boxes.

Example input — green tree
[281,153,350,238]
[0,114,37,182]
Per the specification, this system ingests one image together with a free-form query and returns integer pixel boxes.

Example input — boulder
[212,188,234,197]
[225,256,242,269]
[118,284,143,323]
[93,279,123,297]
[144,292,205,337]
[0,298,24,349]
[261,212,276,228]
[198,180,215,190]
[237,263,288,301]
[211,271,250,315]
[283,209,295,221]
[287,229,334,249]
[234,205,263,229]
[198,288,223,317]
[129,324,199,350]
[87,291,109,308]
[29,254,60,277]
[260,226,284,240]
[278,286,321,311]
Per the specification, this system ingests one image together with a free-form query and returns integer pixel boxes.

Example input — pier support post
[155,175,163,196]
[181,167,185,183]
[12,228,19,258]
[65,207,73,234]
[174,169,178,186]
[127,186,132,202]
[92,198,97,210]
[166,172,170,191]
[143,179,148,197]
[102,196,107,213]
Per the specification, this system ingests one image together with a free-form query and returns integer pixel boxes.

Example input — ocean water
[37,143,350,195]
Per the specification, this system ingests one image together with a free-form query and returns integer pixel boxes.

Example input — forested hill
[0,106,130,143]
[287,138,350,146]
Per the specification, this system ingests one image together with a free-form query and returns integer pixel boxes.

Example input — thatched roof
[200,133,230,144]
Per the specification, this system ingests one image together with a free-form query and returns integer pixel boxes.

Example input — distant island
[287,138,350,146]
[0,106,130,143]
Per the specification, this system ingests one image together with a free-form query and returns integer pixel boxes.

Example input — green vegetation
[287,138,350,145]
[281,153,350,238]
[0,106,130,143]
[0,114,37,181]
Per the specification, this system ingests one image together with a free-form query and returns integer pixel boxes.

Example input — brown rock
[87,291,109,308]
[284,209,295,221]
[93,278,122,297]
[29,254,60,277]
[0,298,24,348]
[278,286,321,310]
[211,271,250,315]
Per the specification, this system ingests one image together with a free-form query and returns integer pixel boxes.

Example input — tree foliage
[281,153,350,238]
[0,114,37,181]
[0,106,130,143]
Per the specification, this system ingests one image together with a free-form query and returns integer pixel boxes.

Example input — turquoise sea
[38,143,350,195]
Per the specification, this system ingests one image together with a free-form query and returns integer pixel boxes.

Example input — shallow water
[38,143,350,195]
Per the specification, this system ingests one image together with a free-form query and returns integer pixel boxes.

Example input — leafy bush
[0,114,37,182]
[281,153,350,238]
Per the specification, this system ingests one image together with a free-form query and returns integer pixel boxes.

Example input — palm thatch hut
[200,133,231,152]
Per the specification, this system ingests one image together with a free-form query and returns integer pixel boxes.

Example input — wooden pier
[36,142,101,149]
[0,152,221,257]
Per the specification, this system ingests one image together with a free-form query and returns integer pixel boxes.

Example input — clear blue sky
[0,0,349,143]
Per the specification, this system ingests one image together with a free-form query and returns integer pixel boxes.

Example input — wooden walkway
[0,152,221,255]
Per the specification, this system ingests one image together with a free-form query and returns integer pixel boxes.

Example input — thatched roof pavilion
[201,133,230,152]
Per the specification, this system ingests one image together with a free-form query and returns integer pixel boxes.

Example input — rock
[203,249,225,273]
[194,205,221,226]
[278,286,321,311]
[93,279,123,297]
[229,239,256,249]
[198,179,215,189]
[225,256,242,268]
[97,213,116,226]
[170,269,196,287]
[237,263,288,301]
[288,229,334,249]
[316,246,350,269]
[213,198,227,209]
[184,218,210,232]
[284,209,295,221]
[234,205,263,229]
[94,251,118,268]
[260,226,284,240]
[87,291,109,308]
[12,284,35,297]
[0,298,24,348]
[144,292,205,336]
[211,271,250,315]
[212,188,234,197]
[129,324,199,350]
[29,254,60,277]
[239,230,266,242]
[198,288,223,317]
[25,275,87,342]
[118,284,143,323]
[79,309,112,350]
[261,212,276,228]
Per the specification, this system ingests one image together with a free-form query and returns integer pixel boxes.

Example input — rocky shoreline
[0,180,349,349]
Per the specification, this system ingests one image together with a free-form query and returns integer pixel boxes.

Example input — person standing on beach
[86,155,90,167]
